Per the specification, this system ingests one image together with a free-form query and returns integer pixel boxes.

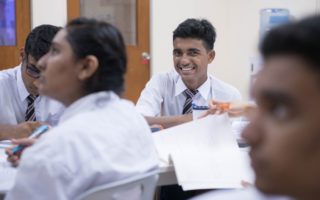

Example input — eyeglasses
[26,64,41,79]
[24,56,41,79]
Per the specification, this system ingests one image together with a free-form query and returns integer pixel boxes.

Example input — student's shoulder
[210,75,241,100]
[0,66,19,83]
[210,75,238,92]
[0,66,20,95]
[146,70,178,91]
[149,69,178,83]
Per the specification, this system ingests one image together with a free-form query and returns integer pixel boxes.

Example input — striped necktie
[182,89,198,114]
[25,95,37,121]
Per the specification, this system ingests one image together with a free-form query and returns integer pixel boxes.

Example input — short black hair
[66,18,127,95]
[173,18,216,50]
[24,24,60,61]
[260,15,320,74]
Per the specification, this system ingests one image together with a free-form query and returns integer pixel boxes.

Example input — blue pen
[192,103,209,111]
[12,125,49,155]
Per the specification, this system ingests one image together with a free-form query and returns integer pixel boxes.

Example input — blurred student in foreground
[5,18,158,200]
[193,14,320,200]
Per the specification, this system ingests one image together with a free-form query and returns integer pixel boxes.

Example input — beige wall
[151,0,319,99]
[31,0,319,99]
[31,0,67,28]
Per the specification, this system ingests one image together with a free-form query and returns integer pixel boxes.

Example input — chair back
[75,170,159,200]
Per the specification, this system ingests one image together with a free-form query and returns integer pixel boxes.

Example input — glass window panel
[0,0,16,46]
[80,0,136,45]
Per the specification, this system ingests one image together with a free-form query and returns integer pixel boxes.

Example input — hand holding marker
[202,101,256,118]
[12,124,49,155]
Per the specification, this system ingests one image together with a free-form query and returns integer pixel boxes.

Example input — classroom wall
[151,0,319,99]
[31,0,67,28]
[31,0,319,99]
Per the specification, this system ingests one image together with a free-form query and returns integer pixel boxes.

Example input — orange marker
[217,102,231,111]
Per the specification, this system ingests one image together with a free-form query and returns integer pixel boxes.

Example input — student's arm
[136,74,164,117]
[137,73,193,128]
[144,114,192,129]
[0,122,41,140]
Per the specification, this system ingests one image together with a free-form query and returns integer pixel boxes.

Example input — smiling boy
[136,18,241,129]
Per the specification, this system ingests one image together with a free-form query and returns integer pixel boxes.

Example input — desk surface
[157,161,177,186]
[0,146,251,194]
[0,148,177,194]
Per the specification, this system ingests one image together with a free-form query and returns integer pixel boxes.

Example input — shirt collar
[174,75,211,99]
[175,76,188,96]
[59,91,119,123]
[197,77,211,100]
[16,64,29,102]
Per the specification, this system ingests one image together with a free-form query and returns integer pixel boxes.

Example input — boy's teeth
[181,67,193,71]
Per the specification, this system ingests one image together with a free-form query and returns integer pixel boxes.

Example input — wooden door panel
[67,0,150,103]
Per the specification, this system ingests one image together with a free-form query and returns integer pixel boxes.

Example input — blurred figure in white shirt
[192,14,320,200]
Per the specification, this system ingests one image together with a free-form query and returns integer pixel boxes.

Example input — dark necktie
[182,89,198,114]
[25,95,37,121]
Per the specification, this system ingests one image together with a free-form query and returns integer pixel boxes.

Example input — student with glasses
[0,24,65,140]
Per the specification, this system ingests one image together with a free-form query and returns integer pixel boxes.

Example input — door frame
[66,0,150,102]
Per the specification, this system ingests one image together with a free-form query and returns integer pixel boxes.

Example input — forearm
[144,114,192,129]
[0,122,41,140]
[0,124,23,140]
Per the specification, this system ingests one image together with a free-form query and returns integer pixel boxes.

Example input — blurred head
[21,24,60,95]
[172,18,215,90]
[242,15,320,199]
[37,18,127,106]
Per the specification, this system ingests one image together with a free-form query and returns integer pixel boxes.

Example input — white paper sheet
[0,140,13,149]
[152,114,253,190]
[0,149,17,193]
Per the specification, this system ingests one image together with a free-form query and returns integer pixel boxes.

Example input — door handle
[141,52,150,64]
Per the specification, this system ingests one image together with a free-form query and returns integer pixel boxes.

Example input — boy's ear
[19,48,25,62]
[78,55,99,81]
[208,50,215,63]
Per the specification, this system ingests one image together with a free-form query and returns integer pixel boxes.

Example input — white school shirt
[136,70,241,116]
[191,187,293,200]
[5,91,159,200]
[0,65,64,125]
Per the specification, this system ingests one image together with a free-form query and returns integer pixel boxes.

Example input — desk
[0,160,177,191]
[0,146,251,196]
[0,149,177,195]
[0,149,250,194]
[157,162,177,186]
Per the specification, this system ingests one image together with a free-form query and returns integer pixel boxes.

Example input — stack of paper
[152,114,253,190]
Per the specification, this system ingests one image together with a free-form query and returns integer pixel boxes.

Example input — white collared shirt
[0,65,64,125]
[5,91,159,200]
[136,70,241,116]
[191,187,293,200]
